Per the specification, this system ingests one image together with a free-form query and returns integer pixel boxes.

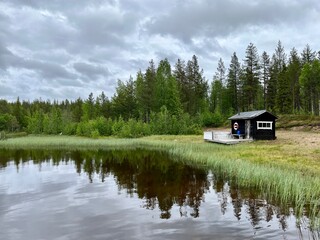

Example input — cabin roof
[228,110,277,120]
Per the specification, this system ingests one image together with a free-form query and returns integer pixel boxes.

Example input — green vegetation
[1,42,320,138]
[277,114,320,129]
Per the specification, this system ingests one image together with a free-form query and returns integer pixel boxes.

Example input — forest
[1,41,320,138]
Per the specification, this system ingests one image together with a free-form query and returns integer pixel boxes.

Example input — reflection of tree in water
[0,148,209,219]
[93,149,210,219]
[1,148,319,233]
[215,180,297,232]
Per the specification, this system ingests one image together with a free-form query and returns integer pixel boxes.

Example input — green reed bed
[0,135,319,228]
[0,135,140,150]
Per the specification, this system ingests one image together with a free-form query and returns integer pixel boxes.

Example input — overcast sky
[1,0,320,102]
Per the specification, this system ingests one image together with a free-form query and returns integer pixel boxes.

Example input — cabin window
[257,121,272,130]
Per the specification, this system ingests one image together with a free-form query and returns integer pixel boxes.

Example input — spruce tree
[301,44,316,65]
[174,59,189,113]
[144,60,157,116]
[82,93,95,121]
[112,77,137,120]
[185,55,208,115]
[276,65,292,114]
[300,59,320,115]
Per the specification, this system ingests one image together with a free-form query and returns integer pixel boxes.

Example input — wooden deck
[204,138,253,145]
[203,131,253,145]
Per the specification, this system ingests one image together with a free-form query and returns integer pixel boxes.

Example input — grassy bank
[0,132,319,227]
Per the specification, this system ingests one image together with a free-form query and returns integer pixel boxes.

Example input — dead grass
[228,130,320,175]
[143,129,320,175]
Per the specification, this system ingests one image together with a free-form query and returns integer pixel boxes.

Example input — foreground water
[0,149,318,240]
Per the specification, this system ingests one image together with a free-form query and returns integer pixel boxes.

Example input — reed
[0,134,319,228]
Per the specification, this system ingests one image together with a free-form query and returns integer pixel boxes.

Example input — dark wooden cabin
[228,110,277,140]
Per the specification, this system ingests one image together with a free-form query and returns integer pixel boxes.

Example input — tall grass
[0,135,319,228]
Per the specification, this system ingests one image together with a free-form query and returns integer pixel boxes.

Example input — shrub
[76,121,94,137]
[63,122,78,135]
[90,129,100,139]
[118,119,151,138]
[112,117,125,136]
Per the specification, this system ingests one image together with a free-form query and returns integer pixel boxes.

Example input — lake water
[0,149,318,240]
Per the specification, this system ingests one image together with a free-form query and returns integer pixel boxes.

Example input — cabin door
[245,120,250,139]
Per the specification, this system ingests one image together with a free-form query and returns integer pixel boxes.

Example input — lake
[0,149,318,240]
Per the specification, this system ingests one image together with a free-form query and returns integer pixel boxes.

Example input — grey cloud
[1,0,320,102]
[0,44,18,69]
[20,59,75,80]
[144,0,319,42]
[154,51,180,66]
[70,5,139,49]
[0,43,75,80]
[0,83,14,96]
[73,62,110,79]
[189,38,226,58]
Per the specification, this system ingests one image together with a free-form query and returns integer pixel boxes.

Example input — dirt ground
[276,129,320,150]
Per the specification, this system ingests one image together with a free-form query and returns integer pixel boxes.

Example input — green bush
[112,117,125,135]
[150,108,201,135]
[63,122,78,135]
[212,111,224,127]
[90,129,100,139]
[94,117,111,136]
[76,121,94,137]
[118,119,151,138]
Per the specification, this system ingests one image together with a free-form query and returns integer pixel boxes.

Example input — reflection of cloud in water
[0,149,318,240]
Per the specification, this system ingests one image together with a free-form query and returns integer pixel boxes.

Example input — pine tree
[210,78,223,113]
[242,43,260,110]
[216,58,226,85]
[260,51,270,109]
[287,48,301,112]
[211,58,227,114]
[226,52,241,113]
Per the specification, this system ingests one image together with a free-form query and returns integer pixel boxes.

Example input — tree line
[0,41,320,137]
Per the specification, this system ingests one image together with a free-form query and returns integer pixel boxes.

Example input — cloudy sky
[1,0,320,102]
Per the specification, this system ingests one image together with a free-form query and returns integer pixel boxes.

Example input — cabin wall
[252,113,276,140]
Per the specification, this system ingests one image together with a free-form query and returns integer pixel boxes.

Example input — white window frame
[257,121,273,130]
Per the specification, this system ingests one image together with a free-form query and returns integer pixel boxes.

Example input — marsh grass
[0,134,319,229]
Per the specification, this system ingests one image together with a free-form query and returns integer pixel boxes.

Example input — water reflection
[0,149,319,239]
[0,149,209,219]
